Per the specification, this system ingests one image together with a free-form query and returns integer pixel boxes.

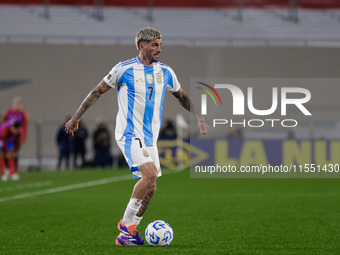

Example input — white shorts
[116,137,162,179]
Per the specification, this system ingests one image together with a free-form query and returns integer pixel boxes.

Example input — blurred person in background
[0,121,21,181]
[56,116,74,170]
[2,97,29,173]
[227,125,243,139]
[159,119,177,139]
[65,27,208,246]
[92,117,113,167]
[73,120,88,168]
[286,130,296,140]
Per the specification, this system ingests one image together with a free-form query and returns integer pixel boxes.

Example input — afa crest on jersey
[146,74,153,84]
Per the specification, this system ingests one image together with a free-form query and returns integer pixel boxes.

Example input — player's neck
[138,54,154,67]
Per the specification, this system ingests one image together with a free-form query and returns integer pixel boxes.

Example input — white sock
[122,198,143,226]
[134,216,143,226]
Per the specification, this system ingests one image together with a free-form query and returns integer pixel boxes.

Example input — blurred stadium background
[1,0,340,171]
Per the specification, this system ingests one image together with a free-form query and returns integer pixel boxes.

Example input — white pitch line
[0,174,132,203]
[0,181,53,192]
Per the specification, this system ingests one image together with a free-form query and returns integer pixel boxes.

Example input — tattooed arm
[172,87,209,134]
[65,80,111,135]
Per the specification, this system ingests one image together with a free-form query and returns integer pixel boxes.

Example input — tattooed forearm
[72,81,111,121]
[74,90,100,118]
[172,87,209,134]
[173,88,199,115]
[65,81,110,135]
[179,94,191,112]
[83,90,101,108]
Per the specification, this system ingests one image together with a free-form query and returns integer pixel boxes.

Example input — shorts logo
[156,73,162,84]
[146,74,153,84]
[142,149,149,157]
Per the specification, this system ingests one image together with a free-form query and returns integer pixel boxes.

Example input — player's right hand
[65,119,79,136]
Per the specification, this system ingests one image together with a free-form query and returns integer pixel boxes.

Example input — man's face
[141,39,162,63]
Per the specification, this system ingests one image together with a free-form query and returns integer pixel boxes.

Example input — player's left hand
[198,118,209,134]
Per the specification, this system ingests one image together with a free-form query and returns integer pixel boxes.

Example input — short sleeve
[103,62,122,88]
[165,66,181,93]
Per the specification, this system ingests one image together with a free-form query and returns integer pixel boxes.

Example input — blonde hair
[12,96,22,104]
[135,27,162,50]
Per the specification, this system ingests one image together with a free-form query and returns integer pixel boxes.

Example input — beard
[146,51,160,63]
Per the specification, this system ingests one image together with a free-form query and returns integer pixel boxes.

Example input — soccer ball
[145,220,173,246]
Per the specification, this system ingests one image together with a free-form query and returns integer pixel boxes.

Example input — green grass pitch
[0,168,339,254]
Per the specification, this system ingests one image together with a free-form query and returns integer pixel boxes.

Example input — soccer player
[0,121,21,181]
[2,97,29,173]
[65,27,209,246]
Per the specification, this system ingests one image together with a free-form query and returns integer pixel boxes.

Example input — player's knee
[140,162,158,185]
[145,170,158,185]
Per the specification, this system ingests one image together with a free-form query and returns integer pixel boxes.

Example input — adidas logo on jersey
[135,77,144,83]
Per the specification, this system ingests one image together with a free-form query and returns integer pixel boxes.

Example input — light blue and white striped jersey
[103,57,181,146]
